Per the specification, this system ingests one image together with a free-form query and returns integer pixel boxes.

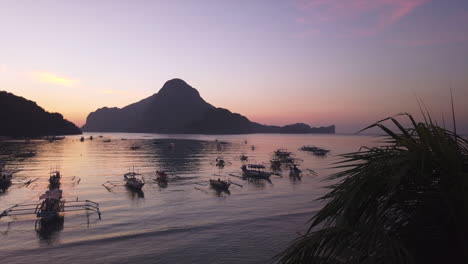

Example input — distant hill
[0,91,82,137]
[82,79,335,134]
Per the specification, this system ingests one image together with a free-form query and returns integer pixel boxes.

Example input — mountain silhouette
[82,79,335,134]
[0,91,82,137]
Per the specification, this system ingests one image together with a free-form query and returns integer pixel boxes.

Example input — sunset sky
[1,0,467,133]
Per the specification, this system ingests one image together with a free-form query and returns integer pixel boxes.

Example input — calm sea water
[0,133,376,263]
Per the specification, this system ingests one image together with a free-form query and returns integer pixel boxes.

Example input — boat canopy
[39,190,63,200]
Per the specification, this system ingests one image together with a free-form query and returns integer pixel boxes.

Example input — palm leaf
[276,113,468,263]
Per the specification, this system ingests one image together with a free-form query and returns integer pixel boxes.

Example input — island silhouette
[0,91,82,137]
[82,79,335,134]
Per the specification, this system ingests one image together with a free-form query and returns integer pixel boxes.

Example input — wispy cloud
[295,0,429,37]
[32,72,78,87]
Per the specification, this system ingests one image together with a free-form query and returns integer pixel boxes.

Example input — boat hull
[242,170,271,179]
[209,180,230,191]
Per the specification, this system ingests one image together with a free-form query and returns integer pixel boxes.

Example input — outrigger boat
[102,168,145,191]
[215,157,226,167]
[289,164,302,177]
[270,159,282,170]
[36,190,64,219]
[1,171,13,192]
[241,164,272,179]
[299,145,330,156]
[313,149,329,156]
[49,170,61,189]
[1,193,101,221]
[211,157,232,168]
[274,149,292,158]
[156,170,168,182]
[124,169,145,189]
[240,154,248,161]
[1,168,101,224]
[1,163,18,192]
[209,178,231,191]
[155,170,168,188]
[274,149,296,163]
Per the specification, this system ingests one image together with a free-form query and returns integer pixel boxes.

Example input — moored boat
[270,159,282,170]
[49,170,61,189]
[274,149,292,158]
[36,190,64,219]
[289,164,302,177]
[210,178,231,191]
[240,154,248,161]
[299,145,330,156]
[215,157,226,167]
[156,170,168,182]
[0,168,13,192]
[124,170,145,189]
[241,164,272,179]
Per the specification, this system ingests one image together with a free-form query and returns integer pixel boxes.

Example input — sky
[0,0,467,133]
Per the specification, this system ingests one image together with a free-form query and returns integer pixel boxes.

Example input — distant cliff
[0,91,82,137]
[82,79,335,134]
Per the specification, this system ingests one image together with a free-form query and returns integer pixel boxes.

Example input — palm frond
[276,113,468,263]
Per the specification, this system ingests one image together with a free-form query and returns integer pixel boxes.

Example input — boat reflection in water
[212,188,230,197]
[35,215,64,243]
[289,173,301,183]
[289,164,302,183]
[125,186,145,199]
[244,177,272,189]
[0,181,11,194]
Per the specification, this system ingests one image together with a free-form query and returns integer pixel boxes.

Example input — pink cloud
[295,0,429,36]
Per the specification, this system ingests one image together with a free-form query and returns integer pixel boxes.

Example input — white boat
[124,170,145,189]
